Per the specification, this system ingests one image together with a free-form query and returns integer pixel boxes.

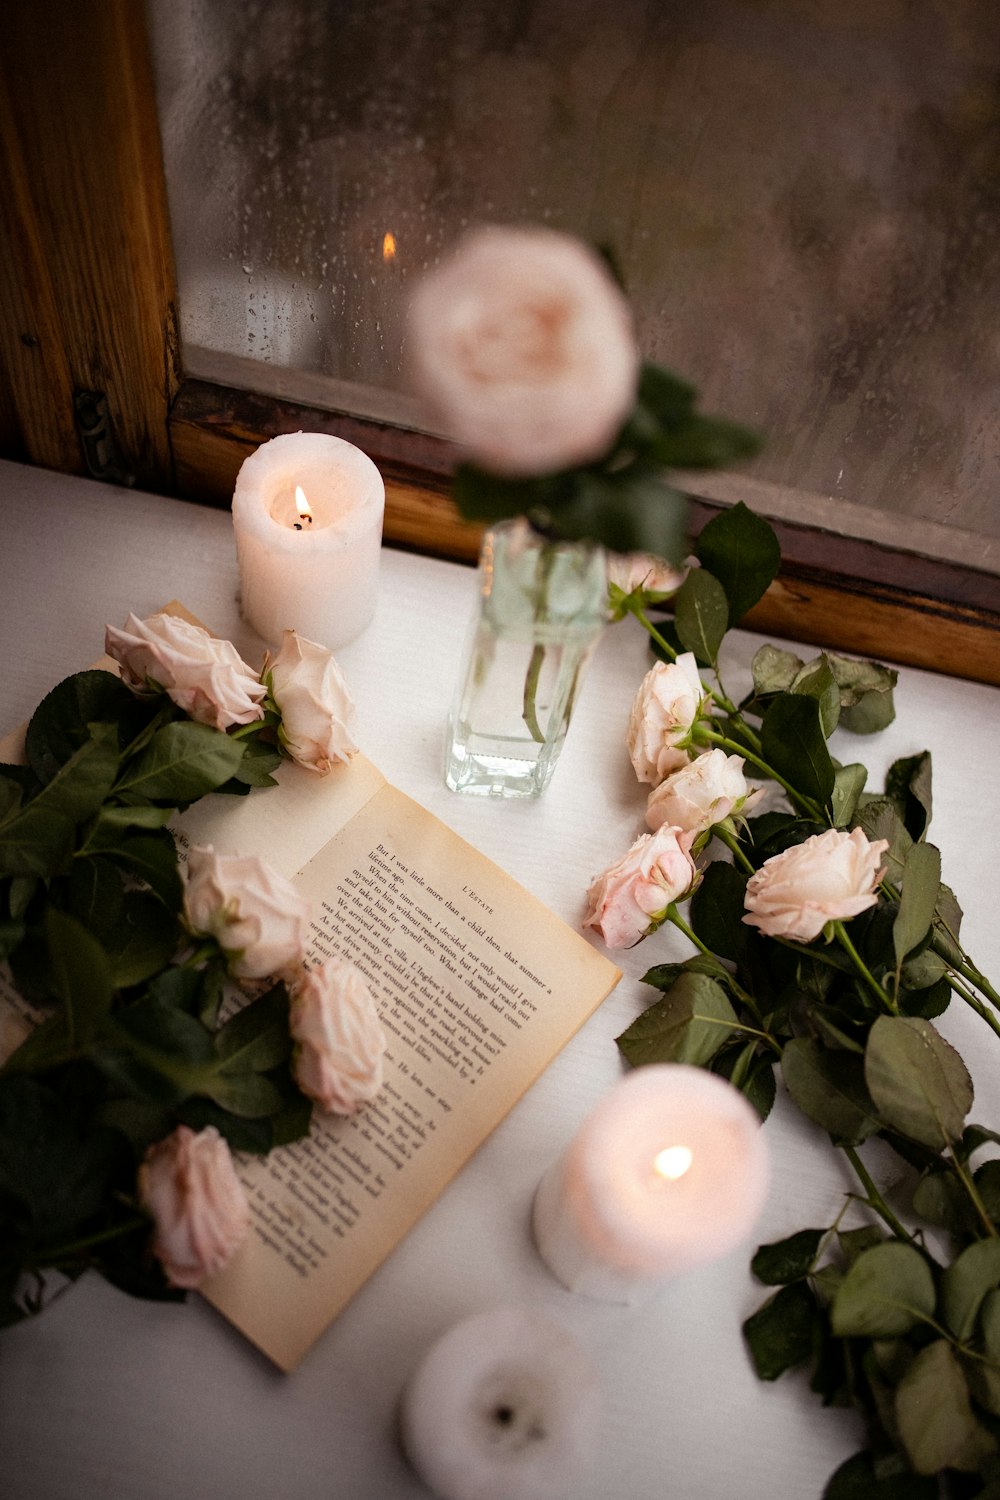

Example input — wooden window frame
[2,0,998,685]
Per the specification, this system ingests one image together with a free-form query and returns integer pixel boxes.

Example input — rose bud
[626,653,705,785]
[138,1125,250,1290]
[743,826,889,943]
[183,845,310,979]
[105,612,265,731]
[584,825,698,949]
[289,959,386,1115]
[266,629,359,774]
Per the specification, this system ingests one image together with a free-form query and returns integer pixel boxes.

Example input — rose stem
[842,1145,918,1245]
[665,904,771,1033]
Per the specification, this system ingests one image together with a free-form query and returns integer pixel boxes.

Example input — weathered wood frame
[2,1,997,685]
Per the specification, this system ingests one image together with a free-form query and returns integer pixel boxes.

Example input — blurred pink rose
[607,552,685,599]
[646,749,760,836]
[626,653,704,785]
[105,612,265,731]
[408,225,638,476]
[268,630,358,774]
[289,959,386,1115]
[139,1125,250,1289]
[183,845,310,979]
[584,825,698,949]
[743,827,889,942]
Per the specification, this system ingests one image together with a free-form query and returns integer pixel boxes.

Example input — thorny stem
[714,822,756,876]
[843,1145,917,1245]
[949,1151,998,1240]
[833,922,897,1013]
[947,973,1000,1042]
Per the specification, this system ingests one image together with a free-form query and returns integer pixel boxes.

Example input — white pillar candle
[533,1064,769,1303]
[232,431,385,650]
[400,1307,601,1500]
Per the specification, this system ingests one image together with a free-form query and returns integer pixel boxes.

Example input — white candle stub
[231,431,385,650]
[399,1307,601,1500]
[533,1063,770,1302]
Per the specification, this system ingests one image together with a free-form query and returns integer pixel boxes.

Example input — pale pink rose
[743,827,889,943]
[408,225,638,476]
[267,630,358,774]
[584,825,698,949]
[138,1125,250,1289]
[105,612,265,731]
[645,750,761,835]
[289,960,386,1115]
[606,552,686,599]
[626,653,705,785]
[183,845,310,979]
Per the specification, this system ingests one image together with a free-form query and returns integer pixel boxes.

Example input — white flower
[267,630,358,774]
[138,1125,250,1289]
[408,225,638,476]
[183,845,310,979]
[743,827,889,943]
[606,552,686,599]
[289,960,386,1115]
[645,750,760,835]
[626,653,705,785]
[583,825,698,949]
[105,613,265,731]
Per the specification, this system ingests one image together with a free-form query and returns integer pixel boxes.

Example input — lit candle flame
[382,231,397,263]
[293,484,313,530]
[653,1145,693,1181]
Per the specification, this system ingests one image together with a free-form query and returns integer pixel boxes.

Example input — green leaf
[823,1451,937,1500]
[895,1339,995,1475]
[0,802,74,877]
[672,568,729,666]
[831,764,868,827]
[790,655,841,738]
[751,1228,824,1285]
[45,907,113,1046]
[22,721,119,824]
[865,1015,973,1149]
[975,1160,1000,1223]
[941,1239,1000,1342]
[853,798,912,884]
[933,882,964,965]
[831,1241,936,1337]
[709,1041,777,1121]
[782,1038,880,1143]
[214,985,291,1074]
[838,1226,885,1266]
[640,956,722,991]
[634,362,696,427]
[743,1281,819,1381]
[695,502,781,623]
[552,472,690,563]
[649,413,761,469]
[892,843,942,968]
[85,803,175,846]
[175,1098,276,1154]
[830,654,898,735]
[103,892,180,989]
[96,1000,216,1105]
[688,862,749,962]
[0,1074,121,1241]
[203,1070,285,1117]
[107,830,183,910]
[982,1288,1000,1361]
[451,463,540,524]
[615,972,738,1069]
[912,1169,973,1231]
[749,643,802,701]
[23,670,147,783]
[66,856,125,944]
[761,693,835,807]
[115,721,245,803]
[885,751,933,842]
[230,740,282,788]
[0,779,21,822]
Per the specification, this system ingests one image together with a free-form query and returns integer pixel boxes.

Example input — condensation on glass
[148,0,1000,551]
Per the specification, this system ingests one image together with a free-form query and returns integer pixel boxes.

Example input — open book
[0,636,621,1371]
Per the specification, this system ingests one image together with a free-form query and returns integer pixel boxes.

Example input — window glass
[149,0,1000,547]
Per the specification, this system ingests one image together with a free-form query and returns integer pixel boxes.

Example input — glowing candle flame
[294,484,313,529]
[653,1145,693,1181]
[382,231,397,263]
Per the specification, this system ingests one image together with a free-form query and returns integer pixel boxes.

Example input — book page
[202,782,620,1370]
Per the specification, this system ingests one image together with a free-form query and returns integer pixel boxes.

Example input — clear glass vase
[444,519,607,799]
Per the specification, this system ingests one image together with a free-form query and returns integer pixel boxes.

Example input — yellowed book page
[202,782,620,1371]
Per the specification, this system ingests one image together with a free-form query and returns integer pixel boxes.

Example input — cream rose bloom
[645,750,760,836]
[105,612,266,731]
[183,845,310,979]
[606,552,685,599]
[267,630,358,774]
[289,959,386,1115]
[408,225,638,476]
[138,1125,250,1290]
[626,653,704,785]
[583,825,698,949]
[743,827,889,943]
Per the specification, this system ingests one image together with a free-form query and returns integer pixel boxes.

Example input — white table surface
[1,457,998,1500]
